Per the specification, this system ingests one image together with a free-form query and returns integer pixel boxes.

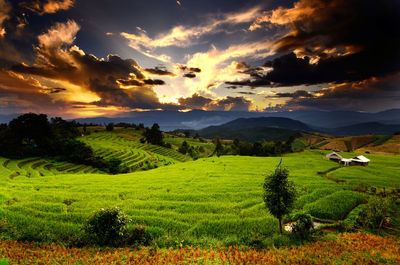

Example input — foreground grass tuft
[1,233,399,264]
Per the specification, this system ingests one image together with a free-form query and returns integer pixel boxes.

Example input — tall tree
[263,165,296,233]
[213,136,224,157]
[143,123,164,146]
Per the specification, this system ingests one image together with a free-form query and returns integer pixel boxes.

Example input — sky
[0,0,399,118]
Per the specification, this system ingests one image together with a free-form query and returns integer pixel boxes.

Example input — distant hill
[188,117,309,142]
[325,122,400,136]
[212,117,312,131]
[177,117,400,142]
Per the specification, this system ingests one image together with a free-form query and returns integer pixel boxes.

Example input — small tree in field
[263,166,296,233]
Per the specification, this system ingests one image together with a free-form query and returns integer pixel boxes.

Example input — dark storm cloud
[178,65,201,72]
[228,0,400,88]
[177,93,212,109]
[281,73,400,111]
[116,79,142,86]
[183,73,196,78]
[178,93,252,111]
[207,96,252,111]
[178,64,201,78]
[225,78,270,88]
[45,87,67,93]
[237,91,255,95]
[145,66,175,76]
[143,79,165,85]
[271,90,313,98]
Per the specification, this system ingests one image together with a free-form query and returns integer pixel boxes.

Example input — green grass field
[1,145,398,246]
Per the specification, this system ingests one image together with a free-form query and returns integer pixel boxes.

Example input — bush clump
[291,213,314,239]
[359,197,396,230]
[83,207,131,246]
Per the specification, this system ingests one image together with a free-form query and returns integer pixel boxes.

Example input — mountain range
[178,117,400,142]
[1,109,399,137]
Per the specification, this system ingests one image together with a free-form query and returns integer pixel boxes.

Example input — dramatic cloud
[37,20,79,47]
[272,90,313,98]
[177,93,212,109]
[121,6,263,61]
[237,91,255,95]
[0,69,69,114]
[0,0,11,37]
[19,0,74,15]
[183,73,196,78]
[145,66,175,76]
[178,64,201,78]
[234,0,400,88]
[178,93,252,111]
[206,96,252,111]
[10,20,176,113]
[280,74,400,111]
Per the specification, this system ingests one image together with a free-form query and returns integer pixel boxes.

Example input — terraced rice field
[0,157,101,180]
[79,130,189,171]
[1,149,398,245]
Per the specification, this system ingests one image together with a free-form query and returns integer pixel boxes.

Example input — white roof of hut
[351,155,370,163]
[326,152,343,159]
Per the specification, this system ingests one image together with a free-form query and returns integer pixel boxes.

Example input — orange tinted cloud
[7,20,180,116]
[19,0,74,15]
[0,0,11,37]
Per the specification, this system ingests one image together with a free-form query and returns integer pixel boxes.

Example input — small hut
[350,155,370,166]
[326,152,370,166]
[340,158,353,166]
[326,152,343,162]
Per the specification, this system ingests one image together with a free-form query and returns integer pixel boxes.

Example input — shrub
[83,207,130,246]
[291,213,314,239]
[106,123,114,131]
[107,158,123,174]
[359,197,395,230]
